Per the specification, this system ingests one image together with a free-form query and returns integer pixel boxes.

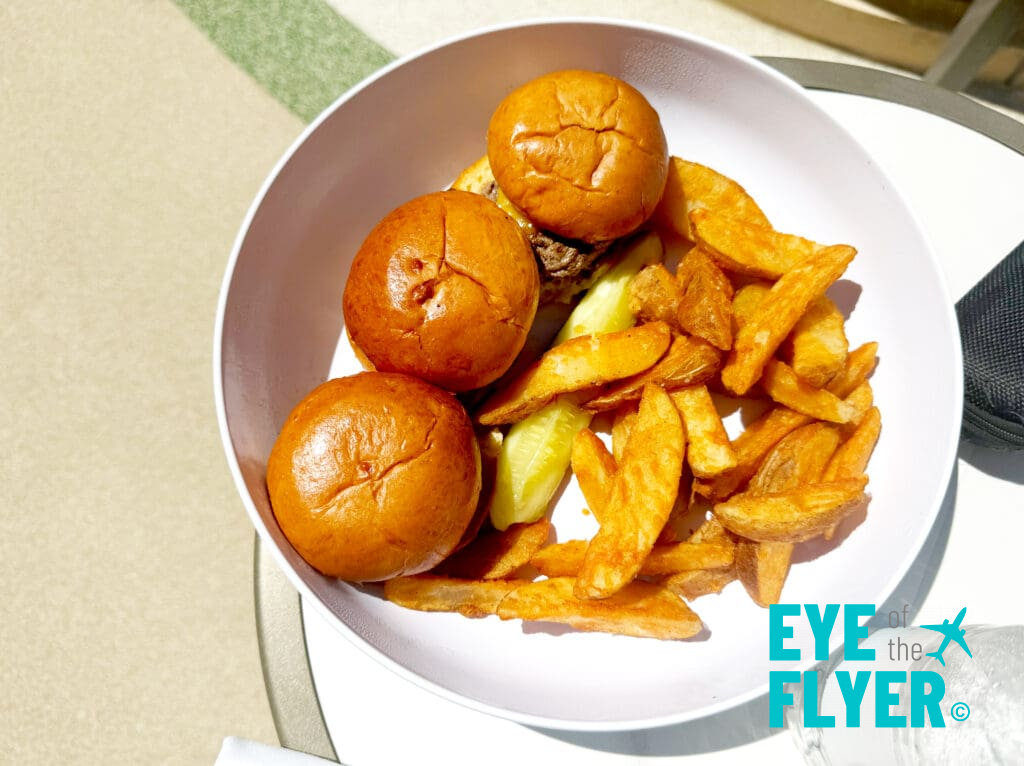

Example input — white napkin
[216,737,338,765]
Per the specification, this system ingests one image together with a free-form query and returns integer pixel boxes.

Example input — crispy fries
[676,248,735,350]
[477,322,672,425]
[629,264,683,330]
[721,245,856,395]
[714,477,868,543]
[497,577,703,640]
[691,209,829,279]
[575,384,685,599]
[731,281,772,333]
[384,575,525,617]
[670,386,738,478]
[653,157,771,241]
[693,406,812,501]
[823,407,882,482]
[582,334,720,413]
[611,402,638,464]
[760,359,860,423]
[735,542,793,608]
[434,520,551,580]
[571,428,616,521]
[782,295,849,387]
[663,568,736,600]
[827,341,879,398]
[531,539,734,577]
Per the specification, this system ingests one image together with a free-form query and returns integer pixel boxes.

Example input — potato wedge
[735,541,793,608]
[721,245,856,395]
[663,568,736,600]
[823,407,882,483]
[582,334,721,413]
[842,381,874,428]
[384,575,525,618]
[822,406,882,540]
[731,281,772,333]
[571,428,616,522]
[575,384,685,599]
[827,341,878,398]
[670,385,738,478]
[497,577,703,640]
[478,322,672,425]
[747,423,841,496]
[611,402,638,465]
[629,264,683,330]
[713,477,869,543]
[653,157,771,241]
[433,520,551,580]
[676,248,735,350]
[692,407,813,501]
[782,295,849,387]
[760,359,860,423]
[531,539,734,578]
[688,515,733,544]
[691,209,830,279]
[738,422,840,606]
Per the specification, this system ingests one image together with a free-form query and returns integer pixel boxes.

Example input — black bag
[956,240,1024,449]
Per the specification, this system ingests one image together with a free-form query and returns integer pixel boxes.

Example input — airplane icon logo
[920,607,973,667]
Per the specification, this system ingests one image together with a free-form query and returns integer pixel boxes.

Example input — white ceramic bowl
[214,19,962,730]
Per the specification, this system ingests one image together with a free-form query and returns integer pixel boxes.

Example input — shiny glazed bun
[266,372,482,582]
[342,190,539,392]
[487,69,669,244]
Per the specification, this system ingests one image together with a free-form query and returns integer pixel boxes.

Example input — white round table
[253,60,1024,766]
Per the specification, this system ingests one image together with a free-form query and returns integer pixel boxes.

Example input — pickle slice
[489,233,664,529]
[490,398,593,530]
[553,232,663,344]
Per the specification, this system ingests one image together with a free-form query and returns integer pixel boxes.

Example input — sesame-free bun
[266,372,482,582]
[343,190,539,392]
[487,70,669,243]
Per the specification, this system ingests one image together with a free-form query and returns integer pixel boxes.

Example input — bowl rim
[212,16,964,731]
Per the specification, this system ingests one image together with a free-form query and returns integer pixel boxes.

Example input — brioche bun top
[487,70,669,244]
[343,190,539,392]
[266,372,482,582]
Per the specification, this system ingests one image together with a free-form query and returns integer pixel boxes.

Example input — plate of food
[214,19,962,730]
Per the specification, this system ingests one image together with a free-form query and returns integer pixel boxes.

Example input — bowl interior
[217,20,961,729]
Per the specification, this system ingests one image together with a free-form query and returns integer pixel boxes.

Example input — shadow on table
[528,466,959,757]
[957,441,1024,486]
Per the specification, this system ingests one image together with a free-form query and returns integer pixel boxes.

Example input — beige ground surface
[2,1,1018,764]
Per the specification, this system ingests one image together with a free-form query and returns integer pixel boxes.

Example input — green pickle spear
[489,232,663,530]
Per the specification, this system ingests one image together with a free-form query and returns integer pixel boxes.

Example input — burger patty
[484,181,612,302]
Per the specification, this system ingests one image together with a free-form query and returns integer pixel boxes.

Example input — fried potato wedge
[827,341,879,398]
[611,402,638,465]
[689,515,733,544]
[721,245,856,395]
[582,334,721,413]
[760,359,860,423]
[691,209,829,279]
[663,568,736,600]
[676,248,735,350]
[747,423,841,496]
[653,157,771,241]
[731,281,772,333]
[384,575,525,618]
[782,295,849,388]
[713,477,869,543]
[823,407,882,483]
[531,539,734,578]
[434,520,551,580]
[735,541,793,608]
[841,381,874,428]
[822,406,882,540]
[478,322,672,425]
[670,385,738,478]
[497,577,703,640]
[571,428,616,522]
[692,407,813,501]
[575,384,685,599]
[738,422,840,606]
[629,264,683,330]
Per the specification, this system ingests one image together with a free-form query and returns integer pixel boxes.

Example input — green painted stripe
[173,0,395,122]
